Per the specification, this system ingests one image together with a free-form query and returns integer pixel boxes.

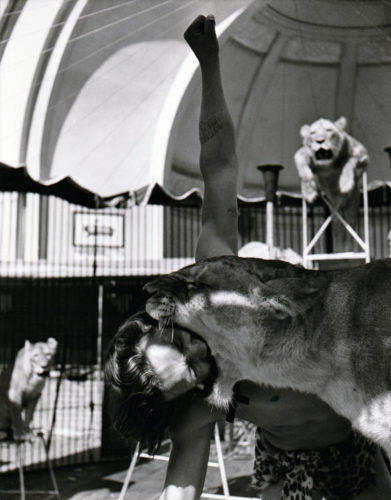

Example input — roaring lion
[145,256,391,459]
[294,117,368,252]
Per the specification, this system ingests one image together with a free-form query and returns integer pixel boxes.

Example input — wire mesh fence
[0,191,390,472]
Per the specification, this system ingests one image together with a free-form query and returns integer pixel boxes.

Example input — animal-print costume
[252,428,376,499]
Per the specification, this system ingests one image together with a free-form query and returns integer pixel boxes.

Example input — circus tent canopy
[0,0,390,205]
[0,0,249,201]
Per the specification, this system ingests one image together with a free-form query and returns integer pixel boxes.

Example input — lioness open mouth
[145,293,219,398]
[315,148,333,160]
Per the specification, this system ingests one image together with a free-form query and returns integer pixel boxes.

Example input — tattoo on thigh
[199,116,224,144]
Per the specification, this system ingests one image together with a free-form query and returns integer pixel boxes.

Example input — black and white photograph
[1,1,391,499]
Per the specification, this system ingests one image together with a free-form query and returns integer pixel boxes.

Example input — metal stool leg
[38,433,61,499]
[201,424,231,499]
[16,441,26,500]
[118,442,140,500]
[214,425,230,499]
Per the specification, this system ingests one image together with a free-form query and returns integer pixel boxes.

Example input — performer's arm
[160,392,223,500]
[160,15,235,499]
[184,15,239,262]
[159,423,214,500]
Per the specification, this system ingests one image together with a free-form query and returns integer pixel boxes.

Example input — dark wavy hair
[104,311,217,454]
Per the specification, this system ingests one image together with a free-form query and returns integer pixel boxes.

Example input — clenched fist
[184,14,219,65]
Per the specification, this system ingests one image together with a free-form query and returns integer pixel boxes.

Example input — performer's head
[104,311,217,452]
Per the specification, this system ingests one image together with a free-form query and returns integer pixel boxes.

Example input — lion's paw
[302,182,318,203]
[339,168,355,193]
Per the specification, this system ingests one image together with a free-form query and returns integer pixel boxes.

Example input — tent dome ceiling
[50,39,188,197]
[165,0,391,198]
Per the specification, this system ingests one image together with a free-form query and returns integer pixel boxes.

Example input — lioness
[145,256,391,459]
[294,116,368,205]
[0,338,58,441]
[294,117,368,252]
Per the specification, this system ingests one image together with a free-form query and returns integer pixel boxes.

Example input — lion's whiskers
[170,315,174,343]
[155,296,176,343]
[158,310,173,338]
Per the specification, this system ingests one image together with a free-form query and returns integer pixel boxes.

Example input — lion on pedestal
[294,117,368,252]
